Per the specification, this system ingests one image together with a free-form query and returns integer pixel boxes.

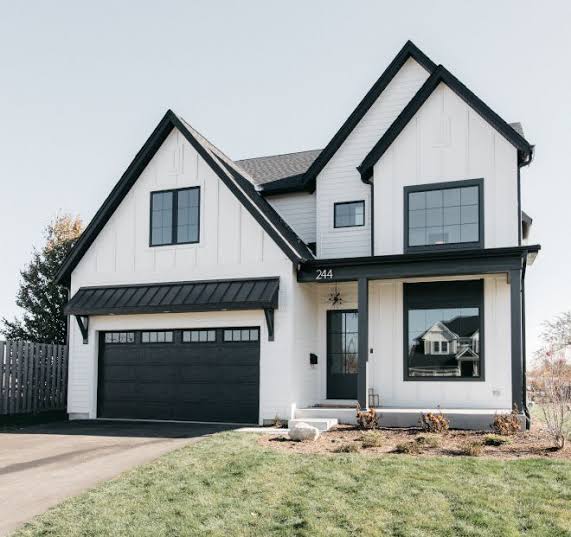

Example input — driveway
[0,420,231,536]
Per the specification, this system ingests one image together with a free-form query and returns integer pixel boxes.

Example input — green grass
[14,433,571,537]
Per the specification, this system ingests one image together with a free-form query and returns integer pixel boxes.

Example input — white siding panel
[268,192,316,244]
[316,58,431,258]
[374,83,519,255]
[370,275,512,409]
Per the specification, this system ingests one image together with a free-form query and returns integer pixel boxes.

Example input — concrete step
[289,418,338,432]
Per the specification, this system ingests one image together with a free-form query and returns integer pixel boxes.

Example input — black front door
[327,310,358,399]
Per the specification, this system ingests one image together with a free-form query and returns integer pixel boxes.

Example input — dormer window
[334,201,365,228]
[150,187,200,246]
[405,179,483,252]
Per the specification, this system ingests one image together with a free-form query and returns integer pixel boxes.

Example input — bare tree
[532,312,571,449]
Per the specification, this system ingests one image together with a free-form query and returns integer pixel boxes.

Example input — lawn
[14,432,571,537]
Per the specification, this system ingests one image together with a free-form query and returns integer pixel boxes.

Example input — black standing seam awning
[65,277,279,316]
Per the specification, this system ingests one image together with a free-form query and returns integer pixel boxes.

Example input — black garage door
[98,327,260,423]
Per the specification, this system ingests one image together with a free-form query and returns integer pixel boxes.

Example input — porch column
[509,269,523,411]
[358,277,369,409]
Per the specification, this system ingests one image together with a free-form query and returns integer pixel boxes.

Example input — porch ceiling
[297,245,540,283]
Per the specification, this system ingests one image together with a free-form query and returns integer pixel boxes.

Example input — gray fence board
[0,340,67,416]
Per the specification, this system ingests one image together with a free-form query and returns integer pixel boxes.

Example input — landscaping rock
[289,422,320,442]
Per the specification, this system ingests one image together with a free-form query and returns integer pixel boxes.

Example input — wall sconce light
[309,353,318,366]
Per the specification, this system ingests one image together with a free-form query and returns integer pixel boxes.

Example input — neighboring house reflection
[409,315,480,377]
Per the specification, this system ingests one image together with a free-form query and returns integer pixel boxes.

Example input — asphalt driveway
[0,420,231,536]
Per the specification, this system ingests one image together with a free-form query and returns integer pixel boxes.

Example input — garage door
[98,327,260,423]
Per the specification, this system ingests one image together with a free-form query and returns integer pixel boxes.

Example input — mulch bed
[258,422,570,460]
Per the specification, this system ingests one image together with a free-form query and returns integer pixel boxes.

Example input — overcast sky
[0,1,569,356]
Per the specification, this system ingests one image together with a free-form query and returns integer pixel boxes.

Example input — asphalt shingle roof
[236,149,322,185]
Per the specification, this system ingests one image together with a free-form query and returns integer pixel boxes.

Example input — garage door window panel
[141,331,174,344]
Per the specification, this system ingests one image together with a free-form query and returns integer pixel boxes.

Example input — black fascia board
[259,174,312,196]
[358,66,534,182]
[297,245,540,282]
[298,40,436,193]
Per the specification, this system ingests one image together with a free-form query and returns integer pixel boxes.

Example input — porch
[294,245,539,424]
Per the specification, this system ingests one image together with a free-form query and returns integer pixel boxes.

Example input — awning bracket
[75,315,89,344]
[264,308,275,341]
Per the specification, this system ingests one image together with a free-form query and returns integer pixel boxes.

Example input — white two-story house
[57,41,539,429]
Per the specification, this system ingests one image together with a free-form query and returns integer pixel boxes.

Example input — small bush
[272,415,284,428]
[459,441,483,457]
[394,441,422,455]
[334,442,360,453]
[484,434,512,446]
[492,409,521,436]
[361,431,383,448]
[415,434,440,448]
[419,411,449,433]
[356,404,379,430]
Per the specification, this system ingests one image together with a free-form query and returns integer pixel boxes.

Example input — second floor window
[405,180,483,251]
[150,187,200,246]
[334,201,365,228]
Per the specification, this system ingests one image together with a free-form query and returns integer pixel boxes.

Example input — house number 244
[316,269,334,280]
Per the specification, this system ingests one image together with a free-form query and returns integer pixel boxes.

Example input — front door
[327,310,358,399]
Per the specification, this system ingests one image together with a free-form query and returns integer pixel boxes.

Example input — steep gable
[57,111,314,286]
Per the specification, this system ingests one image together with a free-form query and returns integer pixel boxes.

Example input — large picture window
[404,280,484,381]
[150,187,200,246]
[405,180,483,251]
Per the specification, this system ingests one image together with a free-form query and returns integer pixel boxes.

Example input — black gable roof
[442,315,480,338]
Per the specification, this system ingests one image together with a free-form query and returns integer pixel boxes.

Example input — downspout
[522,256,530,429]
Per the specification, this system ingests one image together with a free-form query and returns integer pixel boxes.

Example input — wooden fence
[0,340,68,415]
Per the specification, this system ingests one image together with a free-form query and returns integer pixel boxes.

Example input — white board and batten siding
[373,82,520,255]
[316,58,431,259]
[267,192,316,244]
[68,128,300,422]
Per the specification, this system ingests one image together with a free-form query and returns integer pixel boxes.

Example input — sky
[0,1,569,358]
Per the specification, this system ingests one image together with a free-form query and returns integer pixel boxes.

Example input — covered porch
[293,245,539,429]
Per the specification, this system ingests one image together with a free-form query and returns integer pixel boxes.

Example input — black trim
[370,182,375,255]
[297,41,436,193]
[264,309,275,342]
[403,279,485,382]
[149,187,200,247]
[357,278,369,406]
[333,200,365,228]
[297,245,540,283]
[75,315,89,344]
[358,65,534,182]
[403,179,484,253]
[260,174,311,196]
[510,268,523,410]
[56,110,313,286]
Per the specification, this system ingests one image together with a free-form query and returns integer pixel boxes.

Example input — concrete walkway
[0,420,231,536]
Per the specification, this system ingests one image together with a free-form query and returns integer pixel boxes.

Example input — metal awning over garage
[65,277,279,343]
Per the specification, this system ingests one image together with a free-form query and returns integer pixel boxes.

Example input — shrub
[334,442,360,453]
[394,441,422,455]
[492,409,521,436]
[484,434,512,446]
[459,441,483,457]
[361,431,383,448]
[415,434,441,448]
[419,411,449,433]
[356,404,379,430]
[272,415,284,428]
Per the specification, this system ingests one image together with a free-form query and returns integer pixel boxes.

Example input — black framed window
[150,187,200,246]
[183,329,216,343]
[334,201,365,228]
[223,328,259,342]
[141,331,174,344]
[404,280,484,381]
[104,332,135,344]
[405,180,483,251]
